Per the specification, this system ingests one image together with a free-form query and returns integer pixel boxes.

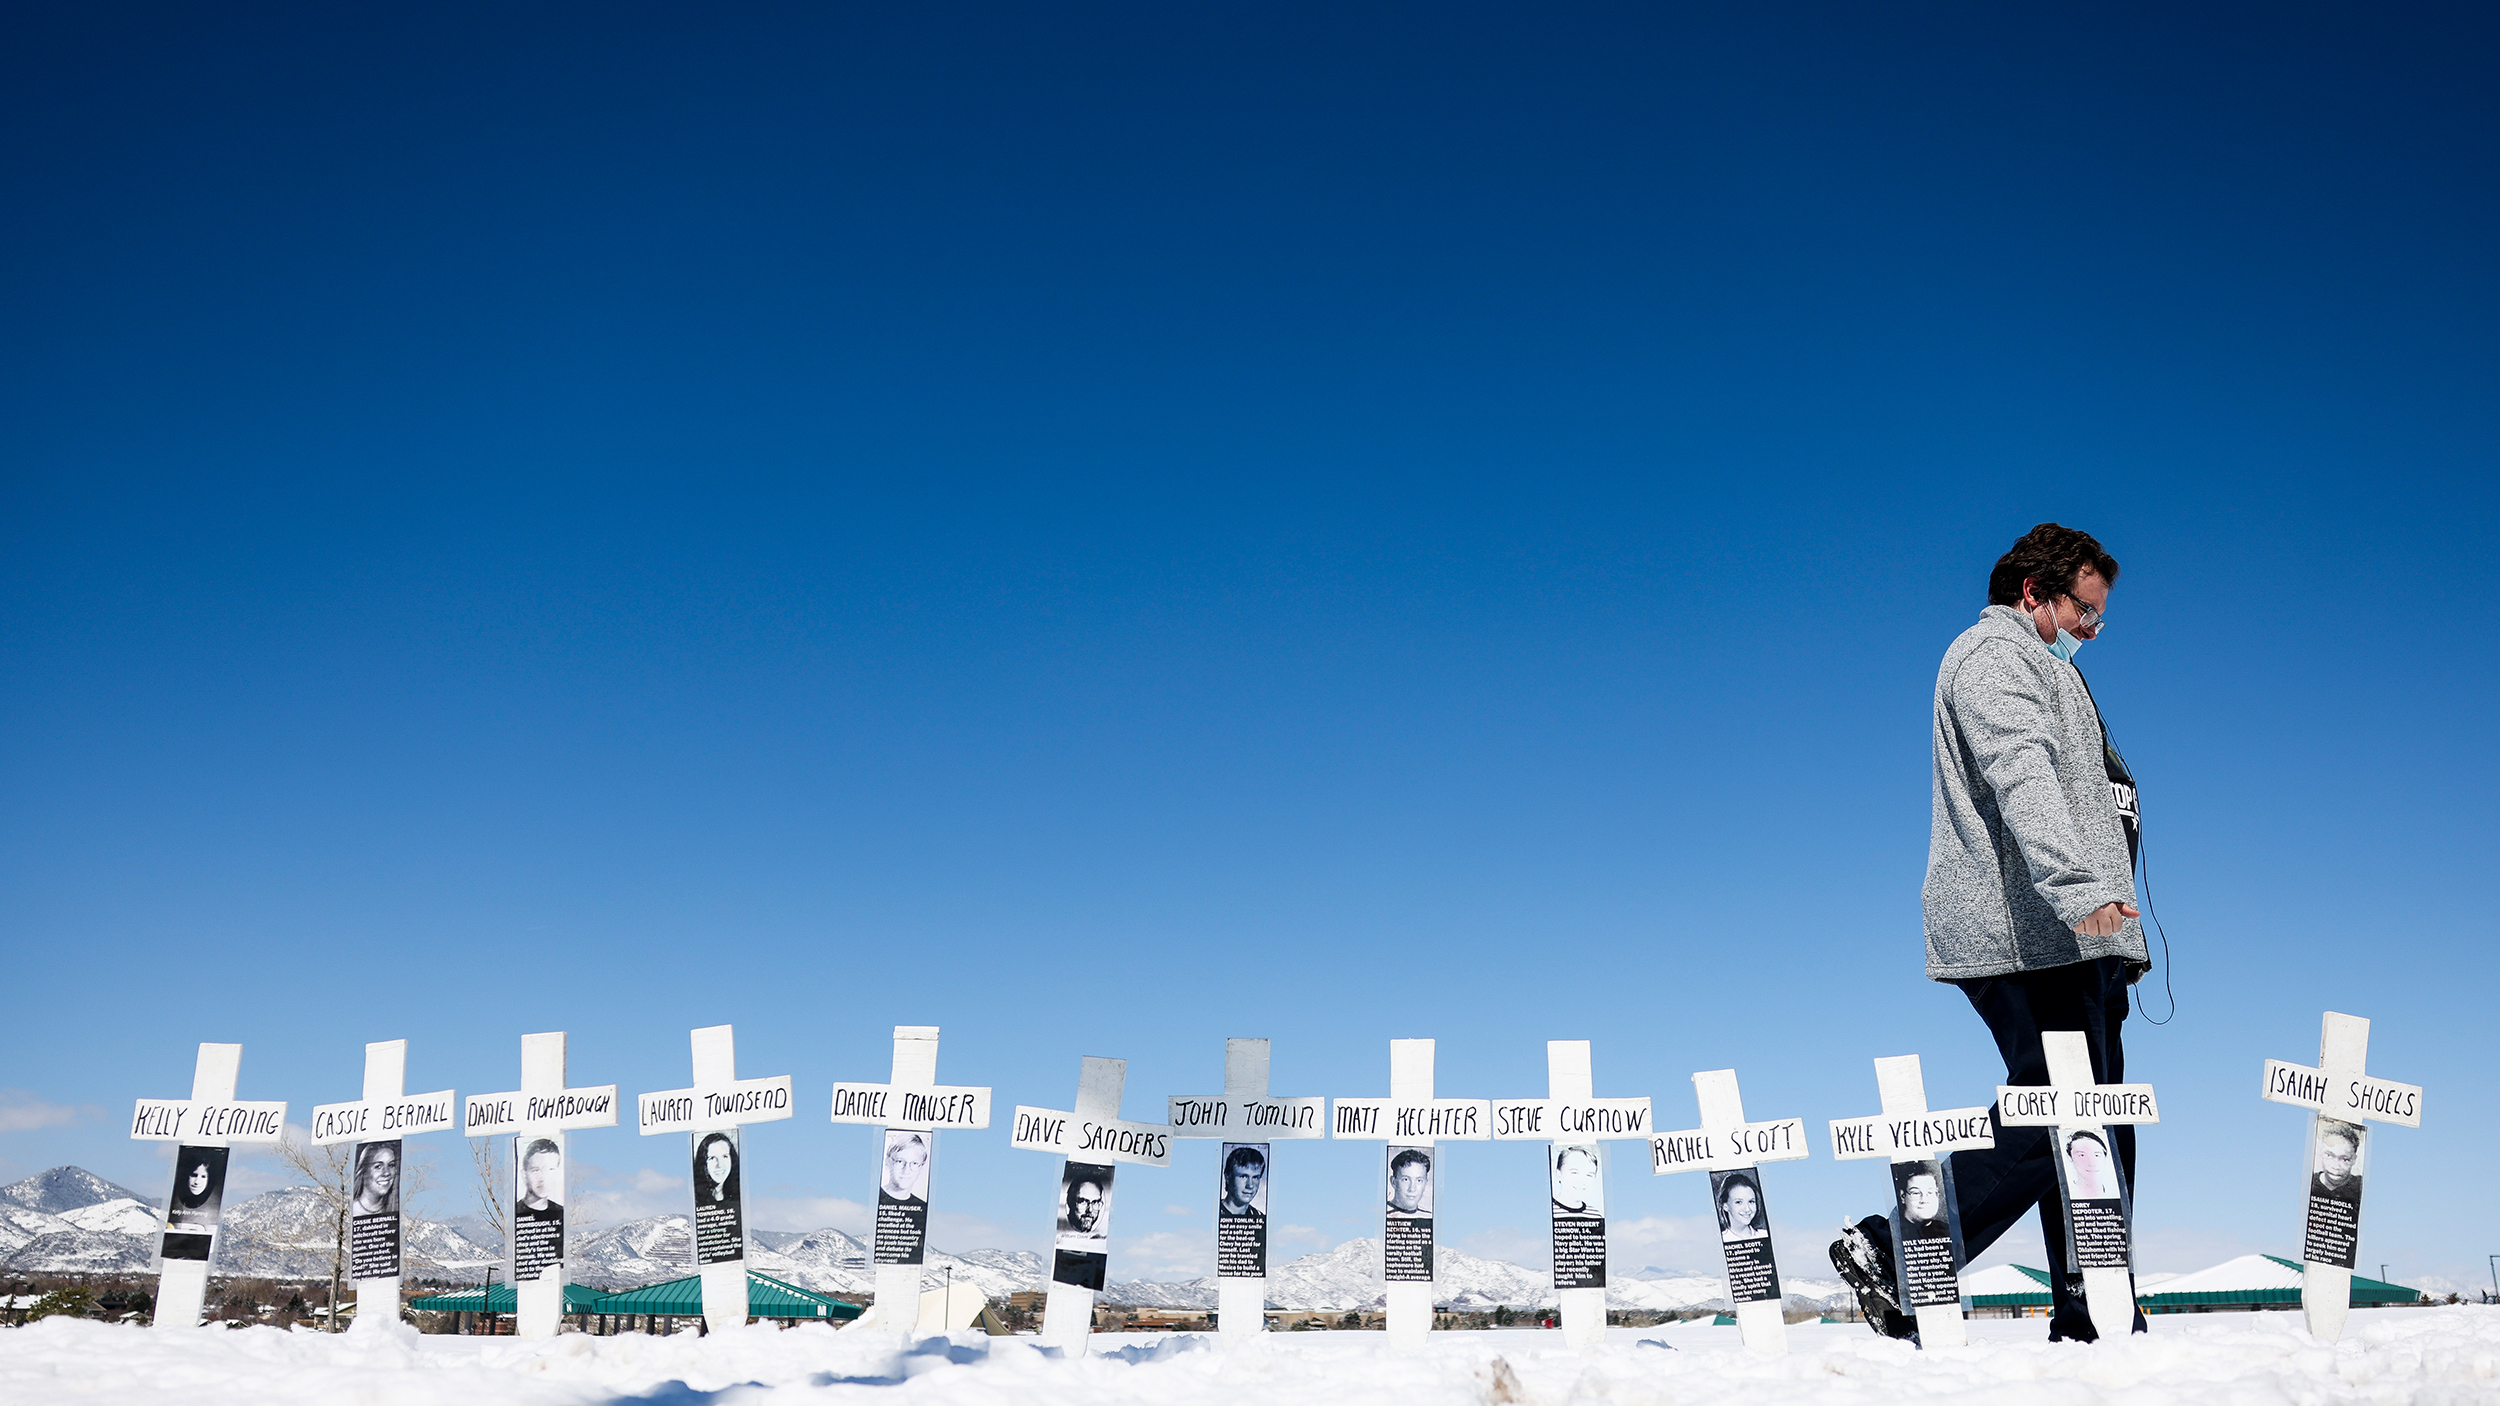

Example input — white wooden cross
[461,1031,618,1340]
[1009,1055,1173,1352]
[2258,1011,2423,1343]
[1647,1067,1808,1354]
[308,1039,459,1331]
[1490,1040,1652,1348]
[1993,1030,2160,1342]
[131,1042,287,1329]
[826,1025,992,1336]
[1826,1054,1998,1349]
[1166,1037,1327,1339]
[636,1024,794,1331]
[1330,1038,1491,1347]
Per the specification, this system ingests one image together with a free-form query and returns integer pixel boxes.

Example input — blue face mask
[2045,628,2085,664]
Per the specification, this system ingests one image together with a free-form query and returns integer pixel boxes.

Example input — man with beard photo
[1058,1163,1112,1244]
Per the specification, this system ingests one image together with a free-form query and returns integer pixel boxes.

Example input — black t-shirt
[2073,669,2138,867]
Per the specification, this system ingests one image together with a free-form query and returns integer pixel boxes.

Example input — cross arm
[1328,1097,1492,1140]
[1009,1105,1173,1166]
[1994,1083,2160,1127]
[829,1082,993,1130]
[2259,1060,2422,1127]
[130,1099,288,1144]
[1488,1096,1653,1141]
[636,1074,796,1134]
[1647,1117,1810,1174]
[1827,1105,1997,1160]
[464,1085,621,1136]
[1166,1094,1327,1139]
[309,1090,460,1145]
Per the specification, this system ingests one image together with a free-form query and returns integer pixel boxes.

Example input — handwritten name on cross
[1331,1039,1491,1347]
[1011,1055,1172,1352]
[134,1042,286,1330]
[306,1040,456,1331]
[1167,1038,1326,1339]
[2259,1010,2423,1343]
[829,1025,992,1335]
[1828,1054,1996,1349]
[1491,1040,1652,1349]
[637,1024,793,1331]
[1994,1030,2159,1343]
[1648,1068,1808,1355]
[463,1032,614,1340]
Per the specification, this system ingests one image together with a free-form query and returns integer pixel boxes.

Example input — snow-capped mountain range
[1,1167,1844,1312]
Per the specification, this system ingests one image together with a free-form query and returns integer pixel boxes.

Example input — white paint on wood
[2038,1032,2136,1344]
[148,1043,252,1330]
[827,1026,994,1337]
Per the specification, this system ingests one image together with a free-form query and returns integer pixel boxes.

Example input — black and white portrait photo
[2310,1119,2364,1204]
[881,1130,932,1207]
[1056,1161,1114,1247]
[347,1139,405,1280]
[1219,1143,1268,1218]
[165,1145,230,1231]
[1549,1143,1604,1218]
[1215,1142,1270,1279]
[350,1139,402,1217]
[873,1128,934,1267]
[2062,1129,2117,1201]
[2051,1126,2131,1271]
[516,1136,565,1219]
[513,1135,565,1280]
[1892,1160,1950,1239]
[1712,1169,1768,1242]
[693,1129,742,1208]
[690,1129,746,1266]
[1385,1146,1433,1218]
[2301,1116,2366,1269]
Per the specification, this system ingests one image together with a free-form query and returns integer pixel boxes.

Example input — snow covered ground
[7,1307,2495,1406]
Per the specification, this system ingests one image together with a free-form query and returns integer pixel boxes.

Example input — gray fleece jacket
[1924,605,2145,981]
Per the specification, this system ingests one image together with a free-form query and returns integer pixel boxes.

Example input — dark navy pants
[1946,955,2147,1340]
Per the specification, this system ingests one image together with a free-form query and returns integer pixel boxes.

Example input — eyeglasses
[2070,597,2108,632]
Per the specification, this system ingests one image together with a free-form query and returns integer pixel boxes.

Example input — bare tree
[269,1132,436,1330]
[470,1137,510,1253]
[270,1134,353,1331]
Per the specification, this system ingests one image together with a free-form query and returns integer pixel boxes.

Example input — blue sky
[4,4,2495,1295]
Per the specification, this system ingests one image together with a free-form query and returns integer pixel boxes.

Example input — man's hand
[2073,901,2141,938]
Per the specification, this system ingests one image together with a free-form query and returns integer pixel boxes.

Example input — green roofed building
[1961,1255,2424,1317]
[2136,1255,2423,1313]
[408,1283,608,1315]
[409,1273,860,1335]
[592,1272,861,1325]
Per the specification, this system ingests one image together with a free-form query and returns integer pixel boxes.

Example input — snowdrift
[5,1305,2495,1406]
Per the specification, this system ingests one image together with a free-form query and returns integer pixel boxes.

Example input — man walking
[1834,522,2147,1343]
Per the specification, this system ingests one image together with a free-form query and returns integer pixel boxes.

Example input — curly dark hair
[1988,523,2120,607]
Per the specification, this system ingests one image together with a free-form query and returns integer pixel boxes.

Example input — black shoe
[1829,1216,1917,1341]
[2046,1272,2151,1342]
